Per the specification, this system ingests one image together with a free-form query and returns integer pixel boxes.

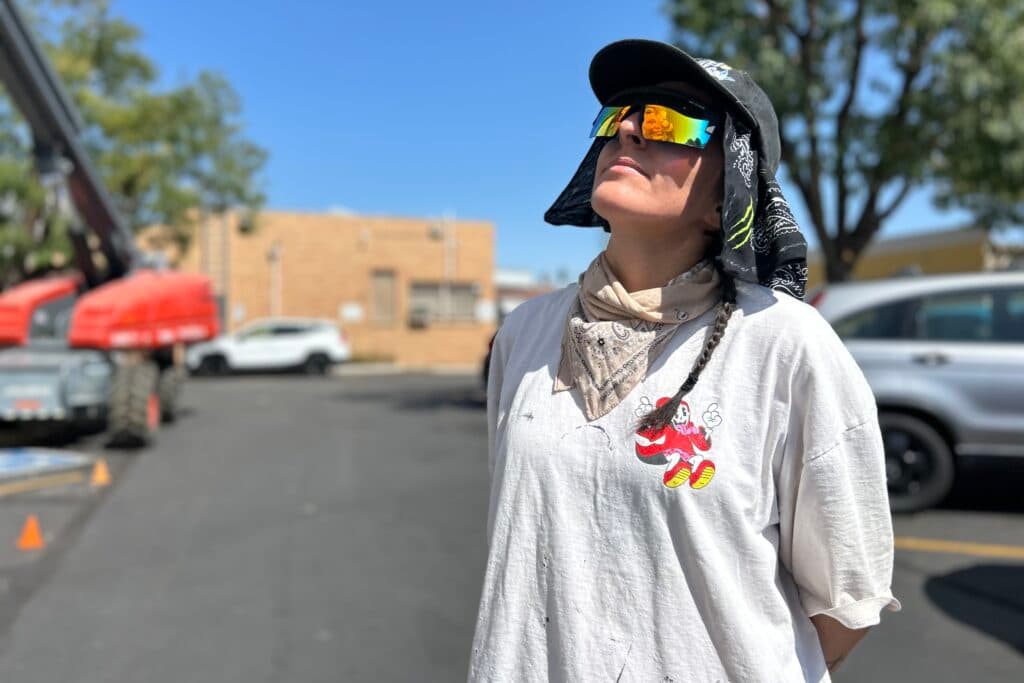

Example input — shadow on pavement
[937,457,1024,514]
[0,406,197,449]
[925,564,1024,655]
[0,424,91,448]
[399,388,486,411]
[336,387,486,412]
[187,367,330,379]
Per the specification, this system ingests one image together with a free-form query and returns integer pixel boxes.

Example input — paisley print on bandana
[730,132,755,189]
[555,255,722,421]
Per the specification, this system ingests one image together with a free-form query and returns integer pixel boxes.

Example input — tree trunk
[824,254,852,284]
[825,211,884,284]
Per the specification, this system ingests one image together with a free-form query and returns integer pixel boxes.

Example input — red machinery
[68,272,219,350]
[0,276,80,346]
[0,0,220,446]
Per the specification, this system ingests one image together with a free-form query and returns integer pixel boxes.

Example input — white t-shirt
[469,281,901,682]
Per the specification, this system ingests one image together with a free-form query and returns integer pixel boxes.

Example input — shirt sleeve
[486,326,508,480]
[776,314,903,630]
[484,323,512,547]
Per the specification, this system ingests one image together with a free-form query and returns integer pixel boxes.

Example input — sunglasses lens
[641,105,714,149]
[590,103,714,148]
[590,106,629,138]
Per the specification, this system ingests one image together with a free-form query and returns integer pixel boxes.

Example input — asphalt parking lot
[0,372,1020,681]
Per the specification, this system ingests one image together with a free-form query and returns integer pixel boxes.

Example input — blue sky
[119,0,973,282]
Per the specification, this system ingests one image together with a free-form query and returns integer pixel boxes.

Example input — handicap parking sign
[0,448,91,480]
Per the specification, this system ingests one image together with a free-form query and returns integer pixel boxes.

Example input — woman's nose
[617,111,645,147]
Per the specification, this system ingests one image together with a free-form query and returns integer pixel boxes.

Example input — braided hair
[636,266,737,433]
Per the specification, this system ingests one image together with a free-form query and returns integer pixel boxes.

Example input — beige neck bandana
[555,252,722,421]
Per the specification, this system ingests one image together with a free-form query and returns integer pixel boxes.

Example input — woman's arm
[810,614,870,672]
[775,313,901,672]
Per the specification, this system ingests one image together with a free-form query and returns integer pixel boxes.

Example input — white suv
[187,318,352,376]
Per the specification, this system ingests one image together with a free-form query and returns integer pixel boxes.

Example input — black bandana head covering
[544,39,808,300]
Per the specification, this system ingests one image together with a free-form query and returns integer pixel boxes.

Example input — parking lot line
[0,470,86,499]
[895,536,1024,561]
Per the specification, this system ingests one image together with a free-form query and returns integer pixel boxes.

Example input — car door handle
[912,352,950,366]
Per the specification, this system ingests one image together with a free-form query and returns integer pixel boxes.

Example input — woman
[469,39,900,682]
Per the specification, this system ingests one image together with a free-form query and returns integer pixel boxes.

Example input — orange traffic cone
[90,458,112,487]
[17,514,45,551]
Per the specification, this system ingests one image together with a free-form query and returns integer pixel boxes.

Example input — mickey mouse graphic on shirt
[634,397,722,489]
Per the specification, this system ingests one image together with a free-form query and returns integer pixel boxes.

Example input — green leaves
[664,0,1024,280]
[0,0,266,282]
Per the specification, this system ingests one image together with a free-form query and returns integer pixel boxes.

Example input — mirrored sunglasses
[590,104,717,149]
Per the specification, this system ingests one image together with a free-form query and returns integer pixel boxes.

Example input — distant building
[140,210,496,368]
[494,268,557,323]
[807,226,1024,290]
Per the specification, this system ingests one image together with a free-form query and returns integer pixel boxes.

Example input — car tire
[879,412,955,513]
[303,353,330,376]
[106,361,160,448]
[157,367,184,423]
[197,354,229,376]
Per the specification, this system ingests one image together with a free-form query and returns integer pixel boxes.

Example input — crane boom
[0,0,134,285]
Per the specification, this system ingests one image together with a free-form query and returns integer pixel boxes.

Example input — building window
[409,282,479,325]
[372,270,396,323]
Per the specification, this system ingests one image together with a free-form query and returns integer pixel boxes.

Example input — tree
[665,0,1024,282]
[0,0,266,283]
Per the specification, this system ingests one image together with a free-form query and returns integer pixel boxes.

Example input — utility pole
[267,241,283,317]
[441,210,457,320]
[221,210,231,325]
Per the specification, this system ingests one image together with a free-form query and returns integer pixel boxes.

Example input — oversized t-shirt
[468,281,901,682]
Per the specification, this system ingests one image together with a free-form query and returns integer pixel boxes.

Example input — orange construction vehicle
[0,0,219,446]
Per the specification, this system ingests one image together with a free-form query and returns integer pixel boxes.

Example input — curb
[331,364,404,376]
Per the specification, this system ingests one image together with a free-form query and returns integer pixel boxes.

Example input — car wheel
[197,354,229,376]
[879,412,955,513]
[303,353,330,376]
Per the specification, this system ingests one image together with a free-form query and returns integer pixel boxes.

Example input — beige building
[807,226,1024,290]
[141,210,496,368]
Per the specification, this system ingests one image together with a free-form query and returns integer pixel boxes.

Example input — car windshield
[236,324,272,340]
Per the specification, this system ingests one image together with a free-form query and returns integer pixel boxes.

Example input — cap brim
[589,39,754,127]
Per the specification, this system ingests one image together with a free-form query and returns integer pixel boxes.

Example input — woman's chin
[591,190,661,226]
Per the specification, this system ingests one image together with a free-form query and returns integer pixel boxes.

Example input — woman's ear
[702,203,723,234]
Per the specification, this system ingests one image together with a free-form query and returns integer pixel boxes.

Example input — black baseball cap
[589,39,782,174]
